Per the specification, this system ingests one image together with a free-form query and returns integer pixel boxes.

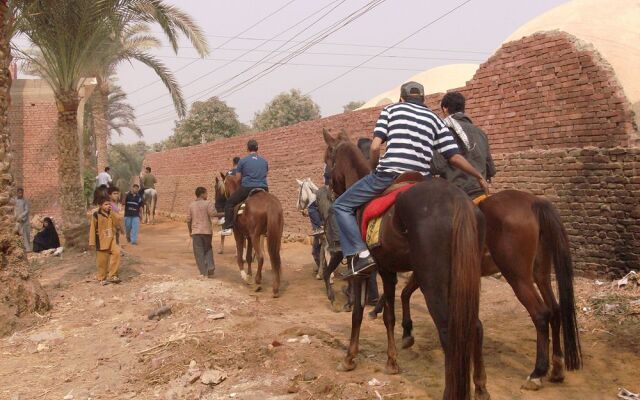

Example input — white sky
[16,0,571,144]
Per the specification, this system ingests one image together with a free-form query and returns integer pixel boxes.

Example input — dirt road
[1,219,638,399]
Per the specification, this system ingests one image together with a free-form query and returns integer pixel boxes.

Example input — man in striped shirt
[333,82,489,278]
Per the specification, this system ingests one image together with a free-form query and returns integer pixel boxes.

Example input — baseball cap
[400,81,425,98]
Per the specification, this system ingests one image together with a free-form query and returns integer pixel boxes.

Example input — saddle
[236,188,267,216]
[360,172,423,247]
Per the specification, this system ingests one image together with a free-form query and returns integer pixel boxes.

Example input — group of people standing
[88,166,156,285]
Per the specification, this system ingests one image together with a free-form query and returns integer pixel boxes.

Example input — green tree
[253,89,320,131]
[167,97,246,147]
[343,100,364,113]
[108,142,148,192]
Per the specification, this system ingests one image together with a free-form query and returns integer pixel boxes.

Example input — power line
[127,0,298,95]
[136,0,388,123]
[133,0,346,112]
[146,33,490,55]
[306,0,475,95]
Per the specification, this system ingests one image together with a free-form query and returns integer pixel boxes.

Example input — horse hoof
[337,360,356,372]
[368,311,378,320]
[385,362,400,375]
[342,304,352,313]
[474,389,491,400]
[240,271,249,282]
[548,356,565,383]
[521,376,542,391]
[401,336,415,349]
[315,273,322,280]
[254,285,263,293]
[272,292,280,298]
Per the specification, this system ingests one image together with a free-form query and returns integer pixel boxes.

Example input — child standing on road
[89,197,122,285]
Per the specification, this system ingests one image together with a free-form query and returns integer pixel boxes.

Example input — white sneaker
[218,217,225,226]
[220,228,233,236]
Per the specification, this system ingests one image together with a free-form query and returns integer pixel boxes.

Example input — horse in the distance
[142,188,157,224]
[368,176,582,391]
[214,174,228,254]
[324,129,487,400]
[220,173,285,297]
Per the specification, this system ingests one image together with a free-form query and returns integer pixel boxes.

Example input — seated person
[220,139,269,236]
[33,217,61,253]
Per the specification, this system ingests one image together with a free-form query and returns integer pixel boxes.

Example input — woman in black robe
[33,217,60,253]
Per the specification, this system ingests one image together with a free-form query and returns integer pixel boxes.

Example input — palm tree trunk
[94,82,109,172]
[55,90,89,249]
[0,0,50,336]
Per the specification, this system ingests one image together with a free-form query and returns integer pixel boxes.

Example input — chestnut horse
[369,190,583,390]
[219,174,284,297]
[324,129,486,400]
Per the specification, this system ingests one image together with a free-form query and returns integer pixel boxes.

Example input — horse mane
[224,173,241,197]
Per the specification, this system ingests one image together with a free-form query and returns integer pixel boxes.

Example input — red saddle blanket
[360,183,415,239]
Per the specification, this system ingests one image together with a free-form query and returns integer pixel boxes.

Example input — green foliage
[164,97,246,148]
[108,142,148,191]
[82,169,96,207]
[253,89,321,131]
[343,100,364,113]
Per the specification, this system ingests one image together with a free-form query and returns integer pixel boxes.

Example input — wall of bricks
[9,80,62,223]
[140,32,638,275]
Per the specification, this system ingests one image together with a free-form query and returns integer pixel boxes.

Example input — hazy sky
[82,0,570,144]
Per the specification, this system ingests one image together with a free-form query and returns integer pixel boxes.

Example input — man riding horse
[333,81,489,279]
[220,139,269,236]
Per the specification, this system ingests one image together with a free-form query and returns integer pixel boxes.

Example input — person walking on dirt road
[187,187,216,278]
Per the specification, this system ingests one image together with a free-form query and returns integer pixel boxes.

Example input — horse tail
[533,199,582,370]
[447,198,482,400]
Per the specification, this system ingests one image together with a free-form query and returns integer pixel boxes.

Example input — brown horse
[369,188,582,390]
[218,174,284,297]
[324,129,487,400]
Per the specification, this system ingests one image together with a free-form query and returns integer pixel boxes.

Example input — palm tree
[84,80,142,169]
[14,0,208,247]
[0,0,49,331]
[91,18,208,171]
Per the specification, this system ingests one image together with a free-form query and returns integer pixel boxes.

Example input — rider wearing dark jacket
[431,91,495,199]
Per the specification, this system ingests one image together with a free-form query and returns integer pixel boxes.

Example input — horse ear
[296,179,303,185]
[338,129,350,142]
[322,128,335,146]
[219,172,225,180]
[215,176,219,184]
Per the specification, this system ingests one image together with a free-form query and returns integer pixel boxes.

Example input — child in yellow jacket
[89,197,121,285]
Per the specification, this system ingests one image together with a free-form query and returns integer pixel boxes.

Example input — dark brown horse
[218,174,284,297]
[369,188,583,391]
[324,129,487,400]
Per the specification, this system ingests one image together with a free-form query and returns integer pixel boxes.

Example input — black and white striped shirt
[374,101,460,175]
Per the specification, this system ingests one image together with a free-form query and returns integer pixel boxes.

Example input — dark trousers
[223,186,264,229]
[308,201,323,229]
[192,234,214,276]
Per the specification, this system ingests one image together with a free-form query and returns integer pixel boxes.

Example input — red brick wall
[146,31,639,275]
[9,82,62,223]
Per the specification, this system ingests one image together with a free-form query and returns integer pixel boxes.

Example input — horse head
[296,178,318,210]
[214,173,227,202]
[322,128,370,196]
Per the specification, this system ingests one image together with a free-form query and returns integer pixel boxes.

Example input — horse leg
[401,273,419,349]
[369,296,384,319]
[504,274,551,390]
[324,251,343,305]
[234,231,248,282]
[252,233,264,285]
[534,253,565,383]
[473,319,490,400]
[219,236,225,255]
[379,269,400,374]
[338,275,367,372]
[245,238,253,278]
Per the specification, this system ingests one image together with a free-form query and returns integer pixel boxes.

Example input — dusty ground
[1,218,638,400]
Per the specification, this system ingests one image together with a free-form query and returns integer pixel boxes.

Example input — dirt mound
[0,234,50,336]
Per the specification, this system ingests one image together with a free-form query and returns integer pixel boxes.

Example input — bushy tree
[166,97,245,147]
[253,89,320,131]
[343,100,364,113]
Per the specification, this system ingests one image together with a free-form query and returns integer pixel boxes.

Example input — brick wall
[9,80,62,223]
[144,31,637,275]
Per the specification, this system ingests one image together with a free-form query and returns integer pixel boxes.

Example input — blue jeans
[124,216,140,244]
[332,171,398,256]
[308,201,323,229]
